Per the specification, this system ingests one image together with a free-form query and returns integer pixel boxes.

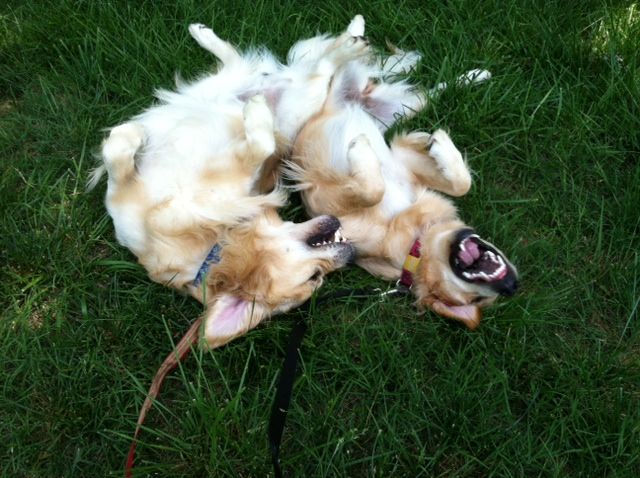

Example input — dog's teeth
[488,264,506,280]
[490,264,506,279]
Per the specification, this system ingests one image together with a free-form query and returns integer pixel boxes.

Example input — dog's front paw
[427,130,465,179]
[244,94,273,123]
[348,134,372,155]
[243,95,276,158]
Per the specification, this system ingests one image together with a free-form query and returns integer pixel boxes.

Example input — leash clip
[375,283,411,301]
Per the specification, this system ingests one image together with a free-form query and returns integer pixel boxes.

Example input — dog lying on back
[92,18,370,347]
[290,44,518,329]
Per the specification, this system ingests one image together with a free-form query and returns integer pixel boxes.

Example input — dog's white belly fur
[138,122,247,200]
[105,95,255,258]
[326,106,414,217]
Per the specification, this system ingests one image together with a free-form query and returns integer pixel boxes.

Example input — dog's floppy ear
[202,294,269,348]
[427,300,481,330]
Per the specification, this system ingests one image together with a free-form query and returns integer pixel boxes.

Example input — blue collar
[193,243,222,286]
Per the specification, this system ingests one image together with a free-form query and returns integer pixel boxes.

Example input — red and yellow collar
[398,239,421,288]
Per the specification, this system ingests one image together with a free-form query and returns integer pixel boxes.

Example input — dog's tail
[86,162,107,191]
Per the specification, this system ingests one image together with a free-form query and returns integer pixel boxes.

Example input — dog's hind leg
[188,23,242,65]
[391,129,472,197]
[101,123,145,185]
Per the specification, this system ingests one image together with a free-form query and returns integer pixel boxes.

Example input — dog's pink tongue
[459,240,481,266]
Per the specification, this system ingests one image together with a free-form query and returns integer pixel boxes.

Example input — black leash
[268,314,307,478]
[267,286,408,478]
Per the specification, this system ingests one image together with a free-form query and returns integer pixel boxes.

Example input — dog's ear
[427,300,481,330]
[202,294,269,348]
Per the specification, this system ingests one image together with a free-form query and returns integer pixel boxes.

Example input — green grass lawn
[2,0,639,476]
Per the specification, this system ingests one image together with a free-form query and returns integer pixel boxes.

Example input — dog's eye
[308,269,322,282]
[472,296,487,304]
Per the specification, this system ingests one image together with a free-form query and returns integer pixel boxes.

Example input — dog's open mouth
[308,226,348,248]
[304,215,355,263]
[450,229,518,295]
[306,216,349,248]
[456,234,507,281]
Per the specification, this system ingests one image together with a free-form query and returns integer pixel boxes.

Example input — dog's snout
[497,275,518,297]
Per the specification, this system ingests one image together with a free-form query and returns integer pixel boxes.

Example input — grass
[1,0,639,476]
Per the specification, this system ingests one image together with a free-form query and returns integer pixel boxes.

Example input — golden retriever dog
[290,55,518,329]
[90,18,370,348]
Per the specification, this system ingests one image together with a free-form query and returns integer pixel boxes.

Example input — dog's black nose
[497,274,518,296]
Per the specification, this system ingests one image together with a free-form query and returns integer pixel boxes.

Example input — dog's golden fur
[95,19,367,348]
[290,58,518,329]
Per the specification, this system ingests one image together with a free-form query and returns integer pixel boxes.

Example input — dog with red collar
[288,38,518,328]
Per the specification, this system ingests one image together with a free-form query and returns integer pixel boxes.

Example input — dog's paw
[427,130,465,180]
[347,14,365,37]
[347,134,385,204]
[348,133,372,153]
[329,32,370,65]
[456,69,492,86]
[347,134,379,171]
[188,23,212,42]
[380,45,422,75]
[104,123,145,159]
[244,94,273,124]
[243,95,275,157]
